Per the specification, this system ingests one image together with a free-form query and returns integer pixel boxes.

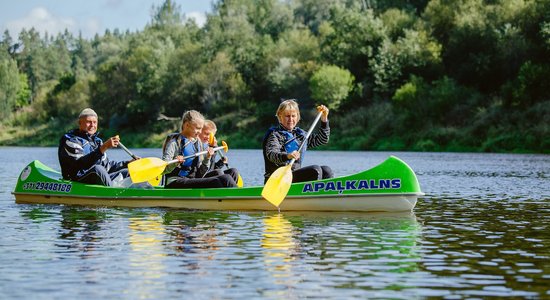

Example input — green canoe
[13,156,423,212]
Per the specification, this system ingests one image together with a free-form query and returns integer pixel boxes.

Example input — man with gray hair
[57,108,132,186]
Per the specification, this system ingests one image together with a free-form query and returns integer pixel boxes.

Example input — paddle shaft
[166,145,228,166]
[118,142,139,160]
[213,146,230,168]
[287,111,323,166]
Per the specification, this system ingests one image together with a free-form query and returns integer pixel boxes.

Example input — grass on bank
[0,103,547,154]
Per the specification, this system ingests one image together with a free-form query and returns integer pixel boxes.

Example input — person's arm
[264,131,291,165]
[60,136,103,172]
[162,139,179,174]
[307,120,330,149]
[196,151,212,177]
[214,156,227,169]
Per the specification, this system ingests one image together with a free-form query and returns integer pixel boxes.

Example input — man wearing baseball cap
[57,108,133,186]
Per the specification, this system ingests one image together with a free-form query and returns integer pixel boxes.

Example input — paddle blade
[237,174,244,188]
[208,132,215,145]
[148,175,162,187]
[128,157,168,183]
[261,165,293,207]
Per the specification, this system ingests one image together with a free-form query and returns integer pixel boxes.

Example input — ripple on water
[2,150,550,298]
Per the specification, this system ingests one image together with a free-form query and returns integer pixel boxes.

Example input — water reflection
[295,212,422,281]
[257,211,424,298]
[162,211,226,255]
[416,197,549,298]
[126,214,167,297]
[261,214,297,288]
[57,208,107,257]
[21,207,108,258]
[12,204,549,298]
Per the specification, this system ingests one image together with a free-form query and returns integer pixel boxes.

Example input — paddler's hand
[287,150,300,160]
[100,135,121,153]
[317,105,329,122]
[175,155,184,164]
[206,147,215,159]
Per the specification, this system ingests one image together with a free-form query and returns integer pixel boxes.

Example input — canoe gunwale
[12,191,425,200]
[13,157,423,211]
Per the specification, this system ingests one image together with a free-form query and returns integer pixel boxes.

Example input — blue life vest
[178,136,198,177]
[266,125,307,163]
[58,129,110,180]
[281,130,299,153]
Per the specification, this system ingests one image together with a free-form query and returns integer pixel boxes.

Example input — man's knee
[78,165,111,186]
[321,165,334,179]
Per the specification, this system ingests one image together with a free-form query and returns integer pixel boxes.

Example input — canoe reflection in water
[17,207,423,296]
[259,211,423,294]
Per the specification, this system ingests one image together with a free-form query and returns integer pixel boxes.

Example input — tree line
[0,0,548,153]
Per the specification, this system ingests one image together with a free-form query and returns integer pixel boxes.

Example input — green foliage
[199,51,249,115]
[43,73,91,121]
[508,61,550,107]
[266,28,320,100]
[0,57,20,118]
[372,27,442,94]
[16,73,31,108]
[542,22,550,49]
[380,8,416,40]
[391,75,485,149]
[274,28,320,63]
[150,0,184,28]
[0,0,547,153]
[320,8,385,78]
[309,65,354,110]
[294,0,350,34]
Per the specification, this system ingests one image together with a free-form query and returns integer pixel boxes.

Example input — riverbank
[1,117,547,154]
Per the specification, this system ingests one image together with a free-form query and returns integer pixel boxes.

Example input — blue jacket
[58,129,127,180]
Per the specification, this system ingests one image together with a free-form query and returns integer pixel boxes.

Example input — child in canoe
[197,119,240,184]
[262,99,333,183]
[162,110,237,188]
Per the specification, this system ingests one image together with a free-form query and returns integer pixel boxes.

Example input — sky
[0,0,213,39]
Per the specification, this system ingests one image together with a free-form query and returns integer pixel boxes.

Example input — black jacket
[58,129,127,180]
[262,121,330,180]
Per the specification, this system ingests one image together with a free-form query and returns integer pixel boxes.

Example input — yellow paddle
[262,111,323,208]
[127,141,229,183]
[209,133,244,188]
[117,141,161,186]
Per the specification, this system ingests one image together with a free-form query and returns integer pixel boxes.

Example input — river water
[0,147,548,299]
